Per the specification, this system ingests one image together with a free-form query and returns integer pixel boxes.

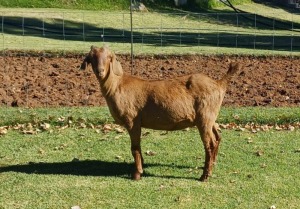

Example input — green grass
[0,106,299,127]
[0,0,252,11]
[0,107,300,208]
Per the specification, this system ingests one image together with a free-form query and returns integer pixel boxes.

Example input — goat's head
[80,45,123,79]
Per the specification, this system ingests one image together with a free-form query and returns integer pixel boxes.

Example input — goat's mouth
[93,67,106,78]
[99,69,106,78]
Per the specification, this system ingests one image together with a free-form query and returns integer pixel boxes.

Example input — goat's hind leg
[212,124,221,165]
[197,124,218,182]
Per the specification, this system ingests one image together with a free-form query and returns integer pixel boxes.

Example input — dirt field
[0,53,299,107]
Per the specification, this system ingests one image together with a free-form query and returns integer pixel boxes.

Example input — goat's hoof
[199,175,209,182]
[132,172,142,181]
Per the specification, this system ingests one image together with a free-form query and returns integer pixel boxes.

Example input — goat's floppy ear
[110,53,123,76]
[80,46,97,70]
[80,56,90,70]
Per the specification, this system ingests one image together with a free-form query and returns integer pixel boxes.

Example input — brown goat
[81,45,240,181]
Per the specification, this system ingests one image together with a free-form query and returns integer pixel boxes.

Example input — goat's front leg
[127,123,143,180]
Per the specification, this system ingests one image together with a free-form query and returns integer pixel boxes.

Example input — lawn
[0,107,299,209]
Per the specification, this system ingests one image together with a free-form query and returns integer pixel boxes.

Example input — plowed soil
[0,53,299,107]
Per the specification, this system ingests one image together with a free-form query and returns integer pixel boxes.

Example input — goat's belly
[141,107,195,131]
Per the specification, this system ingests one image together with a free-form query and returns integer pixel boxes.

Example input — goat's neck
[99,71,121,97]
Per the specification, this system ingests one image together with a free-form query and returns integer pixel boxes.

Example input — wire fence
[0,9,300,110]
[1,10,300,55]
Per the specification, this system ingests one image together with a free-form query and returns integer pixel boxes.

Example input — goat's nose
[99,68,105,76]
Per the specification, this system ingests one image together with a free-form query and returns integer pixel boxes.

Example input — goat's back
[108,73,225,130]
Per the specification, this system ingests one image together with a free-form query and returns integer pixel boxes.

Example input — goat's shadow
[0,160,199,180]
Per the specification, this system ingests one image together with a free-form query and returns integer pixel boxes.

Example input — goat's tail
[219,62,240,86]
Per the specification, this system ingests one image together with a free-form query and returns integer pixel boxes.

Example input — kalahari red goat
[81,45,239,181]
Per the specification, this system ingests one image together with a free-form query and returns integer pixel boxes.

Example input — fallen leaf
[57,143,68,150]
[57,116,65,122]
[22,129,37,135]
[244,124,251,130]
[160,131,168,135]
[256,150,264,156]
[219,124,229,129]
[288,125,295,131]
[233,114,240,120]
[59,125,69,130]
[38,148,45,155]
[115,155,122,160]
[260,163,267,168]
[103,124,112,132]
[71,206,81,209]
[215,123,221,131]
[115,127,125,133]
[13,124,24,130]
[27,123,33,129]
[261,125,270,131]
[237,126,245,132]
[275,125,282,131]
[0,127,8,135]
[114,135,122,140]
[79,123,86,128]
[40,123,51,130]
[142,131,150,136]
[89,123,95,129]
[251,129,258,133]
[145,150,156,156]
[183,127,190,131]
[247,138,253,144]
[159,184,166,190]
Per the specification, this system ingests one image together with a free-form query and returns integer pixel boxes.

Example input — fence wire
[0,10,300,109]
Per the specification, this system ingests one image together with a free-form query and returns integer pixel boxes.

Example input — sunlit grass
[0,109,299,208]
[0,106,299,127]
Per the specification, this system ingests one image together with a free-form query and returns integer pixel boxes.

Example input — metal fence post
[130,0,134,74]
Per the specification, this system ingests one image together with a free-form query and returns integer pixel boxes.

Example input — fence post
[130,0,134,74]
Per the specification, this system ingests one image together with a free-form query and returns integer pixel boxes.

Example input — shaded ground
[0,52,299,107]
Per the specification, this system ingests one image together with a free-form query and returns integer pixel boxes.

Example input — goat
[80,45,240,181]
